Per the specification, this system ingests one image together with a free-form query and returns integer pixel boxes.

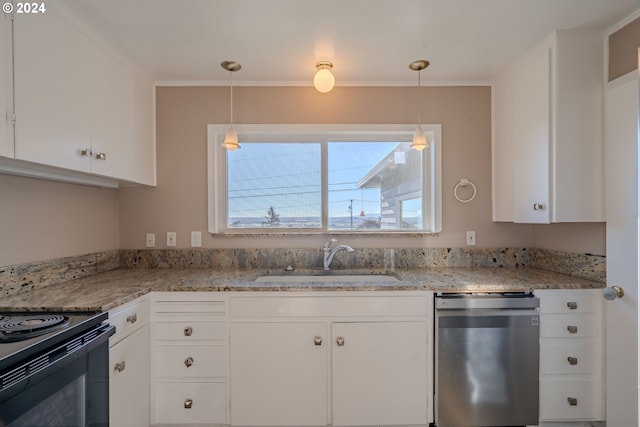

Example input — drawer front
[155,321,226,341]
[540,314,599,338]
[230,295,429,318]
[155,382,226,424]
[538,291,601,314]
[154,300,227,315]
[540,341,600,374]
[155,345,227,378]
[540,377,601,420]
[109,297,150,345]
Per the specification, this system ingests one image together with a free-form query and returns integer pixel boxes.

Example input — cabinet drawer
[155,345,227,378]
[540,341,600,374]
[155,321,226,341]
[155,382,226,424]
[109,297,149,345]
[540,377,601,420]
[540,314,599,338]
[538,291,601,314]
[230,295,429,318]
[154,300,227,315]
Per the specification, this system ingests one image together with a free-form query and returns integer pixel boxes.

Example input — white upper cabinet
[0,12,13,158]
[13,7,93,172]
[6,2,155,186]
[493,31,604,223]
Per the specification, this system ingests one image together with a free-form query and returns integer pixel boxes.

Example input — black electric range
[0,311,108,372]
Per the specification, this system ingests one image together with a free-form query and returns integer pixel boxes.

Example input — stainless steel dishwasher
[434,292,540,427]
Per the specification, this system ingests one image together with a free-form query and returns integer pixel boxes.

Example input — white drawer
[540,377,602,420]
[109,296,149,345]
[155,345,227,378]
[230,295,429,318]
[155,382,226,424]
[540,341,600,374]
[155,321,226,341]
[154,300,227,315]
[540,314,599,338]
[537,290,601,314]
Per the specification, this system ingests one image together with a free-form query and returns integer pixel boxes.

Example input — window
[208,125,441,234]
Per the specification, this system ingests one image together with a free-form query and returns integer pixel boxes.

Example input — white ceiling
[61,0,639,86]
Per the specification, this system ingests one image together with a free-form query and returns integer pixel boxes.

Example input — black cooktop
[0,312,107,372]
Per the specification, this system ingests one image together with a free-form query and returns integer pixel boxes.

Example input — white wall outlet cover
[145,233,155,247]
[466,231,476,246]
[191,231,202,247]
[167,232,177,247]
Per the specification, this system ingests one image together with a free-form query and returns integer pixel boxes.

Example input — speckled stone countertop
[0,267,605,312]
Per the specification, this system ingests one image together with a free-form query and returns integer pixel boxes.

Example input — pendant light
[314,61,335,93]
[409,60,430,150]
[221,61,241,150]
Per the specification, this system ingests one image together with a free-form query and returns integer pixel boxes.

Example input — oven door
[0,323,115,427]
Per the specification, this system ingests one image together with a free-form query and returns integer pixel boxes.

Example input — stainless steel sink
[254,274,399,283]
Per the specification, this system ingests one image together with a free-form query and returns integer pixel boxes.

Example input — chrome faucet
[323,238,354,270]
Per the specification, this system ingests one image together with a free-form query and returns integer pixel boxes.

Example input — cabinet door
[331,321,428,426]
[90,43,136,180]
[230,322,328,426]
[512,45,551,223]
[109,325,150,427]
[0,12,12,158]
[13,8,92,172]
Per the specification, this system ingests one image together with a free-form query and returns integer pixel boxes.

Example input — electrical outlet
[145,233,155,248]
[466,231,476,246]
[191,231,202,247]
[167,232,176,247]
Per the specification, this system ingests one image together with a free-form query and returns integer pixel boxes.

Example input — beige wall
[120,85,556,252]
[609,16,640,81]
[0,174,119,265]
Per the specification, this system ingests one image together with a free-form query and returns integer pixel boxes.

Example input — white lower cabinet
[229,293,432,427]
[536,289,604,422]
[151,292,229,426]
[108,295,150,427]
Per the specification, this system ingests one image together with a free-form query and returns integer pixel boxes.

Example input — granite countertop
[0,266,605,312]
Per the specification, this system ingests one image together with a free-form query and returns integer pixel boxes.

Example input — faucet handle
[324,238,338,249]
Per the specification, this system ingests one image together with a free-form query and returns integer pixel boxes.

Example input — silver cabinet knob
[567,357,578,366]
[604,286,624,300]
[184,399,193,409]
[126,314,137,324]
[336,337,345,347]
[80,148,92,157]
[94,152,107,161]
[566,301,578,310]
[533,203,545,211]
[314,336,322,346]
[184,327,193,336]
[567,397,578,406]
[184,357,194,368]
[567,325,578,334]
[114,361,126,373]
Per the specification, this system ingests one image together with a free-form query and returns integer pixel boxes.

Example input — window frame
[207,124,442,235]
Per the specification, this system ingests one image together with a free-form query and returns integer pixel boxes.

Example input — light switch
[167,232,176,247]
[191,231,202,247]
[466,231,476,246]
[146,233,155,248]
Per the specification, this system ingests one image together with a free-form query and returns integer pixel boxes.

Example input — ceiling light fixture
[314,61,335,93]
[221,60,241,150]
[409,59,430,151]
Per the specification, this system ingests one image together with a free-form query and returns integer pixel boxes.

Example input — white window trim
[207,124,442,235]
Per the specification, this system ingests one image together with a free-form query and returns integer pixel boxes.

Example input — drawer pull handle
[567,397,578,406]
[184,357,194,367]
[114,361,126,373]
[184,327,193,336]
[314,336,322,346]
[566,301,578,310]
[184,399,193,409]
[567,325,578,334]
[126,314,137,324]
[336,336,345,347]
[567,357,578,365]
[95,152,107,161]
[533,203,545,211]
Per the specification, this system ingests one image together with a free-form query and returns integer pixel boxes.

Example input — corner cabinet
[108,295,151,427]
[229,293,432,427]
[492,31,604,223]
[4,2,156,186]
